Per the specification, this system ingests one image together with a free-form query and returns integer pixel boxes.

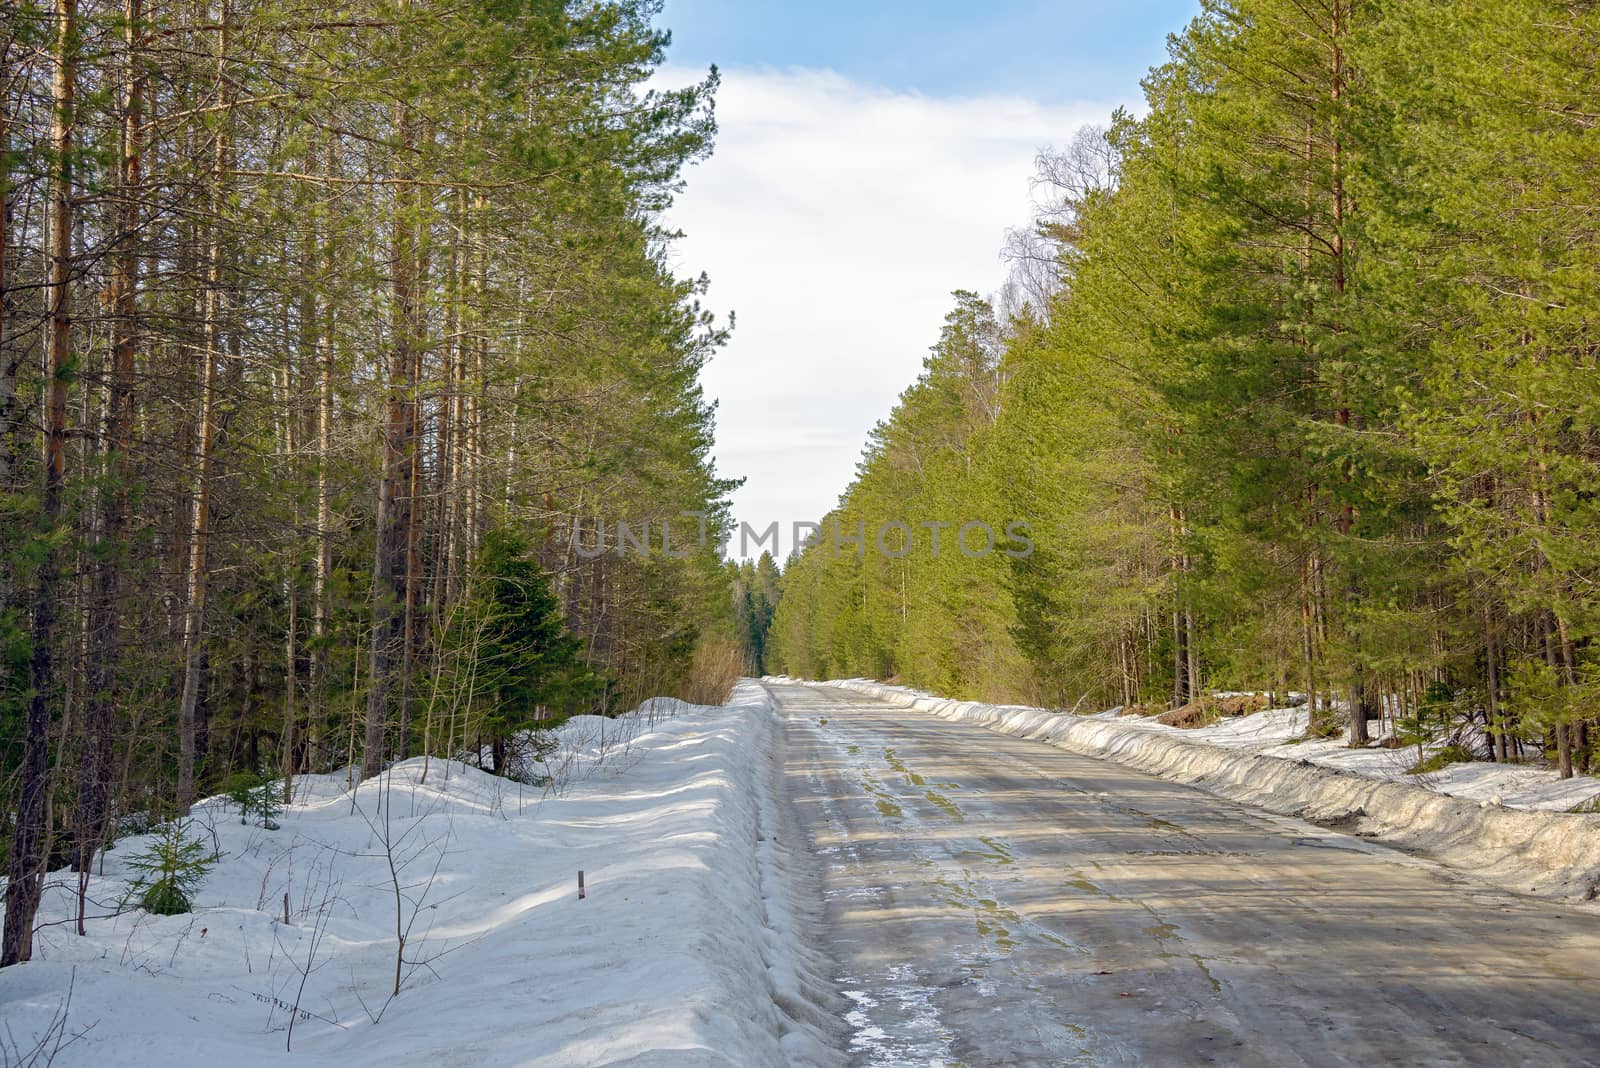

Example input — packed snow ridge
[791,677,1600,903]
[0,681,840,1067]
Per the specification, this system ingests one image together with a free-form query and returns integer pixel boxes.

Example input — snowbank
[0,681,840,1067]
[792,678,1600,903]
[1100,700,1600,812]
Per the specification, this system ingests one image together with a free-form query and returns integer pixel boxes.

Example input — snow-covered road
[775,682,1600,1067]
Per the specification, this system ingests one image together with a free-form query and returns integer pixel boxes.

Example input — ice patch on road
[840,965,957,1068]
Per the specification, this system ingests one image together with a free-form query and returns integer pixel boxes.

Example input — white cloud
[658,66,1128,556]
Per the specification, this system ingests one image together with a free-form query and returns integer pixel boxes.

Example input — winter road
[772,682,1600,1067]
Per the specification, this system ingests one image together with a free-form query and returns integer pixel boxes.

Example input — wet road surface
[773,682,1600,1067]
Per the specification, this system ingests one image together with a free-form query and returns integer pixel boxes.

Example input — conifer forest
[3,2,1600,1064]
[1,0,739,964]
[773,0,1600,780]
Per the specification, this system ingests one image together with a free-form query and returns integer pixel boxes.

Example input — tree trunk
[76,0,143,932]
[1184,603,1200,705]
[281,358,299,799]
[432,199,457,620]
[1171,607,1187,705]
[176,0,232,812]
[1170,505,1199,706]
[1552,611,1577,778]
[398,179,430,762]
[467,191,486,550]
[0,44,17,499]
[399,330,423,761]
[3,0,75,967]
[1485,608,1506,762]
[363,98,418,780]
[1300,546,1318,726]
[311,138,339,774]
[1347,663,1370,746]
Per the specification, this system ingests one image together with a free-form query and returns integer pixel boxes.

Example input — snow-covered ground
[792,678,1600,901]
[0,681,838,1067]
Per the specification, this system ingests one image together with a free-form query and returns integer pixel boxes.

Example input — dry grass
[679,634,751,706]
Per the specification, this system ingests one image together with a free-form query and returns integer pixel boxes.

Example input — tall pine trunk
[0,47,16,499]
[3,0,75,967]
[363,97,418,779]
[76,0,143,931]
[310,138,339,774]
[280,348,299,799]
[176,0,231,812]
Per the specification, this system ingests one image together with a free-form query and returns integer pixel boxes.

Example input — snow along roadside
[789,677,1600,903]
[0,679,840,1067]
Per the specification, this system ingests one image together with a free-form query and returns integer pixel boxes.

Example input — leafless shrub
[345,767,476,1023]
[270,860,347,1051]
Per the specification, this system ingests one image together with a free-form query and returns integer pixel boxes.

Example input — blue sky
[654,3,1204,557]
[660,0,1201,101]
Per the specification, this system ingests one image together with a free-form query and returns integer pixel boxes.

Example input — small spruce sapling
[125,820,216,915]
[250,781,283,830]
[1399,682,1481,773]
[225,771,283,829]
[226,772,259,823]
